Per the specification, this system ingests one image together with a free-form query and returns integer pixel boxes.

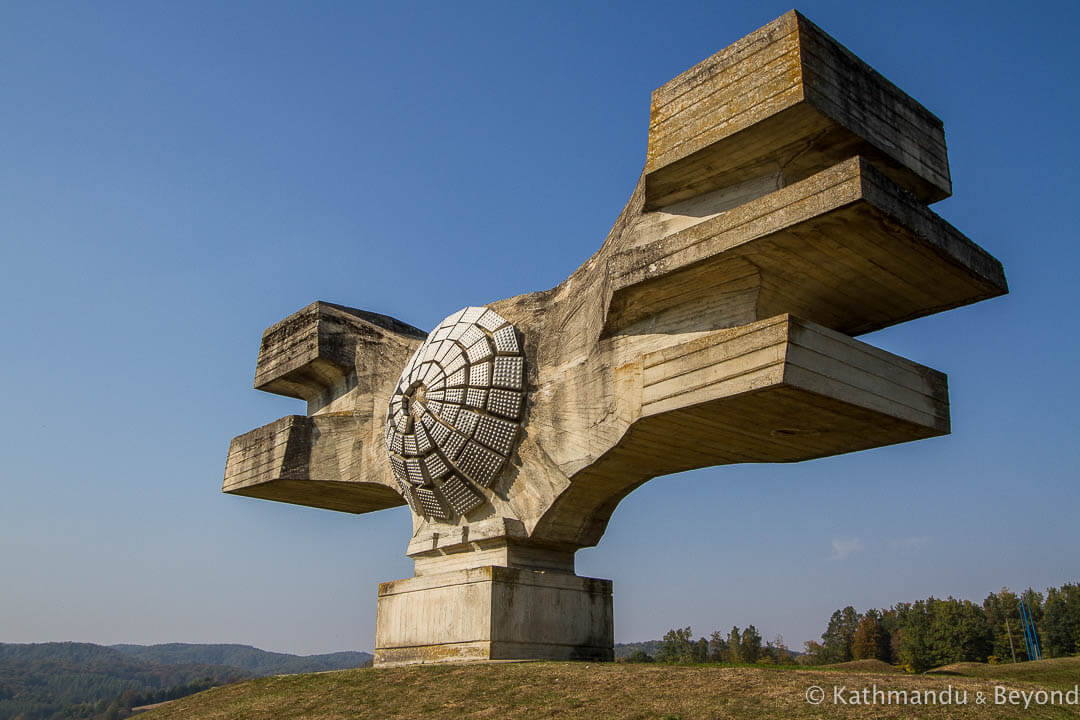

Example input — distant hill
[0,642,247,720]
[613,640,662,659]
[110,643,372,676]
[0,642,371,720]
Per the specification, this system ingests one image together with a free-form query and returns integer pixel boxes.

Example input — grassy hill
[927,657,1080,689]
[137,657,1080,719]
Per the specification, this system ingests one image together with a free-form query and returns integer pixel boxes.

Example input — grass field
[137,657,1080,719]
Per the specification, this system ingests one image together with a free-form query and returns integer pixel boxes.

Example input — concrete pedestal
[373,566,613,667]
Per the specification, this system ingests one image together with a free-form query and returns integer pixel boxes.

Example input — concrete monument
[224,10,1007,666]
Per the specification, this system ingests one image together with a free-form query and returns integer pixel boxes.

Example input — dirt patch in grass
[823,659,904,673]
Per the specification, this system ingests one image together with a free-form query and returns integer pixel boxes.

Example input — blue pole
[1027,597,1043,661]
[1018,597,1041,662]
[1018,598,1032,660]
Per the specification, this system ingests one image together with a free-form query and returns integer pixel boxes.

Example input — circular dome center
[403,383,427,421]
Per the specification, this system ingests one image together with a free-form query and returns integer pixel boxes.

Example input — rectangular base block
[374,566,613,667]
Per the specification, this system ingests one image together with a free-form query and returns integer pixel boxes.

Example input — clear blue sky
[1,0,1077,656]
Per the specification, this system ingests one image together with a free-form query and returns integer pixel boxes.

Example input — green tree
[657,627,694,663]
[740,625,762,663]
[727,627,742,663]
[692,637,709,663]
[800,640,825,665]
[926,597,992,665]
[852,609,890,661]
[820,606,861,663]
[896,600,935,672]
[708,630,730,662]
[767,634,793,664]
[983,588,1024,662]
[878,607,903,663]
[1042,583,1080,657]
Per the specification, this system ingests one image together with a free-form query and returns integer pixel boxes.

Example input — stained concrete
[374,567,613,667]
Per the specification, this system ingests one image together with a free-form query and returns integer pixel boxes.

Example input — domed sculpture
[384,306,526,520]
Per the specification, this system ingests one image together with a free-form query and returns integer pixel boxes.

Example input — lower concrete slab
[374,566,613,666]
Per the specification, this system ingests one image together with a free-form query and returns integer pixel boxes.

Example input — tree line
[627,625,795,665]
[632,582,1080,672]
[805,584,1080,672]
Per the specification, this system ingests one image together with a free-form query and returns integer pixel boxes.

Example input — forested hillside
[0,643,372,720]
[109,644,371,676]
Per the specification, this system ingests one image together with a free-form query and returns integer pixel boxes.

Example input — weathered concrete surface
[374,566,613,666]
[224,302,425,513]
[644,10,952,209]
[223,9,1008,666]
[609,157,1005,337]
[223,415,405,514]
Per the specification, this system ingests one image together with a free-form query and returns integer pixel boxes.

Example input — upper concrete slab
[255,301,425,403]
[608,157,1007,337]
[645,10,951,209]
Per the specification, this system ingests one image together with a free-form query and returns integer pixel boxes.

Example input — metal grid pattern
[422,452,450,480]
[414,422,433,454]
[414,487,449,521]
[468,361,492,387]
[390,456,408,485]
[493,356,524,390]
[455,441,505,488]
[460,306,485,324]
[396,479,420,514]
[440,428,467,461]
[477,309,505,332]
[429,421,451,446]
[474,414,518,456]
[384,305,527,521]
[493,324,519,354]
[443,353,467,376]
[458,324,485,349]
[435,339,456,363]
[487,389,522,420]
[464,388,487,410]
[389,427,405,454]
[447,368,468,388]
[439,475,485,515]
[465,338,494,364]
[450,408,476,437]
[439,403,460,425]
[405,458,425,485]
